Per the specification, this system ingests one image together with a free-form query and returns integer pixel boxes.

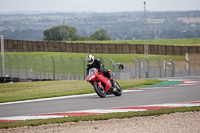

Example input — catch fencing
[1,55,200,81]
[115,58,200,79]
[0,55,114,81]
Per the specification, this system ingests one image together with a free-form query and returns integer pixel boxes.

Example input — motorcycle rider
[5,75,13,83]
[86,54,114,86]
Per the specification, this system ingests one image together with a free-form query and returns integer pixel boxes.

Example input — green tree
[43,25,79,41]
[89,29,111,41]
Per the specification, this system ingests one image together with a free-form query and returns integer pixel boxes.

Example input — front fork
[93,81,103,89]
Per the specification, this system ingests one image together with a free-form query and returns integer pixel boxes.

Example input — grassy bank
[0,106,199,129]
[0,79,162,103]
[66,38,200,46]
[5,52,184,64]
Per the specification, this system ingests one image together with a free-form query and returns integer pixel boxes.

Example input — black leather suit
[86,59,111,78]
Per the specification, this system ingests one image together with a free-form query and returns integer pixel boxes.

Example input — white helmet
[86,54,94,65]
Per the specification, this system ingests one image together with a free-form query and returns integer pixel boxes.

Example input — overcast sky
[1,0,200,13]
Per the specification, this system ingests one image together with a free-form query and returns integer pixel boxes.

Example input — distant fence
[2,39,200,55]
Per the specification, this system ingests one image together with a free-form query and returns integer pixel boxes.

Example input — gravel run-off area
[1,111,200,133]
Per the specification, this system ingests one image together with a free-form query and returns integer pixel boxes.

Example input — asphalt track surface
[0,76,200,118]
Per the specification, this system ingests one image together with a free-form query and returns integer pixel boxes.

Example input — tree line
[43,25,111,41]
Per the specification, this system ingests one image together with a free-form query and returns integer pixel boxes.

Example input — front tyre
[113,81,122,96]
[94,83,106,98]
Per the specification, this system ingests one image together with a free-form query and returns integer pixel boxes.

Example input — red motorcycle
[87,68,122,98]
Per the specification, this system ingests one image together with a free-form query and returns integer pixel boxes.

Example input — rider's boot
[109,77,117,92]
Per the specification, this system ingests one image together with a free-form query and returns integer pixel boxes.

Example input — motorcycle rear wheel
[113,81,122,96]
[94,83,106,98]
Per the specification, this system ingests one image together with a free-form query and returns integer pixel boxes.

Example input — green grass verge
[0,79,162,103]
[130,81,184,89]
[0,106,199,129]
[5,52,184,63]
[66,38,200,46]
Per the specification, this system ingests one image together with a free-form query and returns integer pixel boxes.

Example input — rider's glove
[99,64,104,73]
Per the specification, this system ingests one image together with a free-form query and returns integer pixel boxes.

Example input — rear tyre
[113,81,122,96]
[94,82,106,98]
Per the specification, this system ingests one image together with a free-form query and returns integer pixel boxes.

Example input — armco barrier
[2,39,200,55]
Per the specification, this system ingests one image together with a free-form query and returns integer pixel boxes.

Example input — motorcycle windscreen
[88,68,97,76]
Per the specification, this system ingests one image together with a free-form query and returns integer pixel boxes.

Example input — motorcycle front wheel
[94,82,106,98]
[113,81,122,96]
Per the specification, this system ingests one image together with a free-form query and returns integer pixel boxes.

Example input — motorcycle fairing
[96,73,112,92]
[88,68,112,92]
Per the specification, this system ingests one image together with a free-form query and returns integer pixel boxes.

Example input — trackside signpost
[0,35,4,77]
